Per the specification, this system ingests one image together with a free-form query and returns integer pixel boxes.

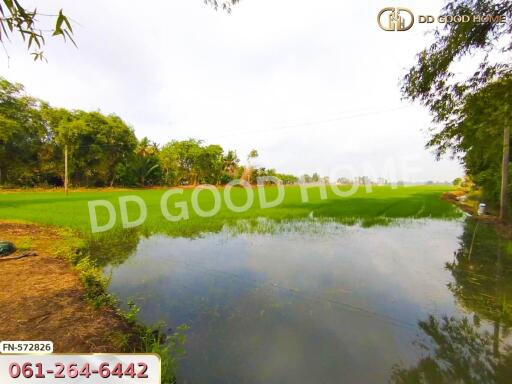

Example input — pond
[99,217,512,383]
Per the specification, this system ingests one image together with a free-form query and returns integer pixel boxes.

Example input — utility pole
[64,144,68,196]
[500,104,510,222]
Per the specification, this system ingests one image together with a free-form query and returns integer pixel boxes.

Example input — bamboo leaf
[61,11,73,33]
[63,29,77,47]
[3,0,14,12]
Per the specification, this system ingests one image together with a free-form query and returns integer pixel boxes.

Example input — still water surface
[102,218,512,383]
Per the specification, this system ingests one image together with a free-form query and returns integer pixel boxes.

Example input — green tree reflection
[390,315,512,383]
[446,220,512,351]
[391,219,512,383]
[88,228,141,267]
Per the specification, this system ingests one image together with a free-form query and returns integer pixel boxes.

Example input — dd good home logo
[378,7,506,31]
[377,7,414,31]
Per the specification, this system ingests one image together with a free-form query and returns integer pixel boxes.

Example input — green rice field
[0,185,461,236]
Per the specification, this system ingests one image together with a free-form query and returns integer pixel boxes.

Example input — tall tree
[430,77,512,207]
[133,137,160,186]
[49,110,137,187]
[159,142,180,186]
[0,78,46,184]
[169,139,203,185]
[402,0,512,220]
[242,149,259,183]
[197,144,224,184]
[222,150,240,178]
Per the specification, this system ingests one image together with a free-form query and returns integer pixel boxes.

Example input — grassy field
[0,185,461,237]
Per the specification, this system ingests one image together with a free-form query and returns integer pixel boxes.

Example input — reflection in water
[447,220,512,343]
[392,219,512,384]
[88,228,141,267]
[390,315,512,383]
[98,217,511,383]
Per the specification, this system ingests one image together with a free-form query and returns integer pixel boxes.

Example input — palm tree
[135,138,159,186]
[242,149,259,183]
[223,150,239,177]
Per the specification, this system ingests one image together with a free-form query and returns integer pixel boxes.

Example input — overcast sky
[2,0,464,182]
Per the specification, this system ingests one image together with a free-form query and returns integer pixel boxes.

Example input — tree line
[0,77,297,188]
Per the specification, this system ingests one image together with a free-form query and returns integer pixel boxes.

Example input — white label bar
[0,354,160,383]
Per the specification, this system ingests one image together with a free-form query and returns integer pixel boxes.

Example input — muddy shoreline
[0,221,132,352]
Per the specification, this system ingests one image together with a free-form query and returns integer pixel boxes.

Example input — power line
[207,105,412,141]
[52,104,414,150]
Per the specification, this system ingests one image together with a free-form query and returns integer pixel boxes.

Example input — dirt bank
[442,191,512,239]
[0,222,131,352]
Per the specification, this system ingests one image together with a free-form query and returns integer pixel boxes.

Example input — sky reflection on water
[101,218,512,383]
